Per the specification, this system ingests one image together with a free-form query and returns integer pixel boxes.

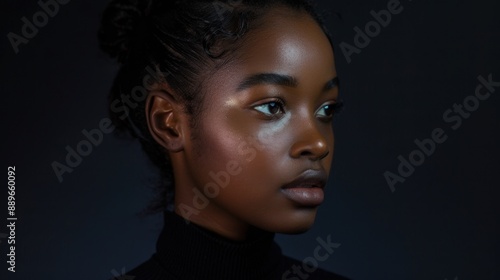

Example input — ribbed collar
[153,211,283,280]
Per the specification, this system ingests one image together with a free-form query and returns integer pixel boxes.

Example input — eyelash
[252,99,343,121]
[252,99,287,119]
[317,101,344,120]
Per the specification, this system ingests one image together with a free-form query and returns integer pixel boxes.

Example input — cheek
[195,100,291,170]
[194,114,279,179]
[191,111,289,203]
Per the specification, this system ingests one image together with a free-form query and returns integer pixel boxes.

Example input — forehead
[209,7,336,90]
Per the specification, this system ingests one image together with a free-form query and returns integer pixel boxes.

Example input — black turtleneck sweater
[125,211,349,280]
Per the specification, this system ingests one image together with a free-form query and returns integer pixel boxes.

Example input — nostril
[289,128,330,160]
[318,150,329,160]
[299,150,329,161]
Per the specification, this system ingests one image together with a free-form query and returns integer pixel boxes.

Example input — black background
[1,0,499,279]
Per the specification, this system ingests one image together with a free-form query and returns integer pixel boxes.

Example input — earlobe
[145,91,185,152]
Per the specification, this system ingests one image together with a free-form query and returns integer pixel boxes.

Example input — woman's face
[175,8,339,238]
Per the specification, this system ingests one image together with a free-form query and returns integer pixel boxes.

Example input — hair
[98,0,333,214]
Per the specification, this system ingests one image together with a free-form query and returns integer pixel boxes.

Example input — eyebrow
[324,76,339,92]
[236,73,339,92]
[237,73,298,91]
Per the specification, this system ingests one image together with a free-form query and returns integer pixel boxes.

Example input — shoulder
[281,256,350,280]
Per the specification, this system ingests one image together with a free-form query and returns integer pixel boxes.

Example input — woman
[99,0,347,279]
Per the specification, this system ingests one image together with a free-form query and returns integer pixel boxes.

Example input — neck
[153,211,281,280]
[174,196,250,241]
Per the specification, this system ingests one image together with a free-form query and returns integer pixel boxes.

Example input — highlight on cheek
[256,112,292,142]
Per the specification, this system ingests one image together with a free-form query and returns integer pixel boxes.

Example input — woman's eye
[316,102,342,119]
[253,101,285,117]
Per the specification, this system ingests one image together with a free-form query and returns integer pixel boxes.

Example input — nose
[289,120,331,161]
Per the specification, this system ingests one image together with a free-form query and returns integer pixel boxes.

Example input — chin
[277,226,312,235]
[265,208,319,234]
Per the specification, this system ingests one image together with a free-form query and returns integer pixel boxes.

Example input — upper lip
[281,169,327,189]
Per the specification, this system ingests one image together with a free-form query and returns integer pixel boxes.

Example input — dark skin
[146,7,339,241]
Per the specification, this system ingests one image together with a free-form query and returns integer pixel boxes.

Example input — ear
[145,90,187,153]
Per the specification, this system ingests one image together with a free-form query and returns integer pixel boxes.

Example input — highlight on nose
[290,128,330,161]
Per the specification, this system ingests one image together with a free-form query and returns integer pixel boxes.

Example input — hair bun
[98,0,153,63]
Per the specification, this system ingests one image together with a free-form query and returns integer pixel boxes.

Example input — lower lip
[281,187,324,207]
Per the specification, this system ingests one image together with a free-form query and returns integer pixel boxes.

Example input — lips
[281,169,327,207]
